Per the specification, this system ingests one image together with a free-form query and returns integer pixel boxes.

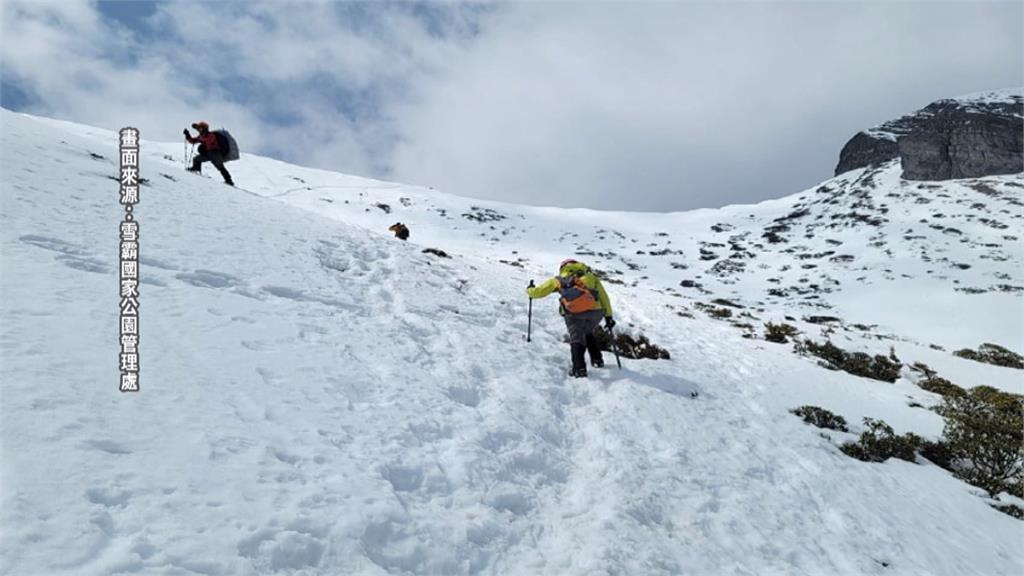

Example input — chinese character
[120,372,139,392]
[120,185,139,205]
[121,149,138,166]
[119,352,139,372]
[120,166,138,186]
[120,128,139,148]
[121,315,137,335]
[120,260,137,279]
[120,221,139,240]
[120,241,138,260]
[120,297,139,316]
[120,333,138,353]
[120,279,139,298]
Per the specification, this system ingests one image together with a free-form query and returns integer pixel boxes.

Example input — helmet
[191,121,210,131]
[559,258,578,269]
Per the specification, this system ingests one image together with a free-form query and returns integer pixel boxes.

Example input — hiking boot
[569,367,588,378]
[186,167,200,173]
[591,360,604,368]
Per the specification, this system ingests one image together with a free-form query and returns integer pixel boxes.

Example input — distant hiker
[527,259,615,378]
[389,222,410,240]
[184,121,234,186]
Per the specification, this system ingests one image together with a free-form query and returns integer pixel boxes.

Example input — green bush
[801,340,903,383]
[840,418,921,463]
[919,439,955,471]
[939,386,1023,497]
[592,327,671,360]
[694,303,732,319]
[953,343,1024,369]
[917,376,966,398]
[764,322,799,344]
[991,503,1024,520]
[790,405,848,432]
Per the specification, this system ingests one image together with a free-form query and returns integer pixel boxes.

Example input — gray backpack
[213,129,240,162]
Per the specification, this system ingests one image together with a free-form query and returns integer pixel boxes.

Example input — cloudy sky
[2,1,1020,211]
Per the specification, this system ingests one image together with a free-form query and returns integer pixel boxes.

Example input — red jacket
[186,131,219,150]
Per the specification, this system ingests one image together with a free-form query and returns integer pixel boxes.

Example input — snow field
[1,109,1022,575]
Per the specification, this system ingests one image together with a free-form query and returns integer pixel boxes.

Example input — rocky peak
[835,89,1023,180]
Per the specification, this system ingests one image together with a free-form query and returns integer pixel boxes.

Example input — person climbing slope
[527,259,615,378]
[184,121,234,186]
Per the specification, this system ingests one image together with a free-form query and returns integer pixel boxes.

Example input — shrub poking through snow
[764,322,799,343]
[953,343,1024,369]
[992,503,1024,520]
[917,376,966,398]
[840,418,922,463]
[421,248,450,258]
[694,302,732,319]
[790,406,848,432]
[798,340,903,383]
[938,386,1023,497]
[918,439,956,472]
[592,327,670,360]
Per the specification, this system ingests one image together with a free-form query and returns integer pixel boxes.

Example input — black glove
[605,316,616,329]
[183,129,190,137]
[528,280,535,288]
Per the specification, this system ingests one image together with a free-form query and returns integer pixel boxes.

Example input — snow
[1,108,1022,575]
[950,87,1024,107]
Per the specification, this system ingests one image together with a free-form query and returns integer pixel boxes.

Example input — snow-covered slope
[2,108,1021,575]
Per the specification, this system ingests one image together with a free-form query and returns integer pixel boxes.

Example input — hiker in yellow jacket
[527,259,615,378]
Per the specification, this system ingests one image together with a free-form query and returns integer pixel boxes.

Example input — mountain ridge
[835,87,1023,179]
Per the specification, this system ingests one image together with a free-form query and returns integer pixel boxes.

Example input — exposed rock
[836,89,1023,180]
[835,132,901,176]
[900,96,1023,180]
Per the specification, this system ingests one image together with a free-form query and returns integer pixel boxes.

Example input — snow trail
[1,109,1021,575]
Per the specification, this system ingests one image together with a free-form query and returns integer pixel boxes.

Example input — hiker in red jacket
[184,121,233,186]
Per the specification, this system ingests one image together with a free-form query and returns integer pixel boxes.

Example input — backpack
[213,129,240,162]
[558,274,598,314]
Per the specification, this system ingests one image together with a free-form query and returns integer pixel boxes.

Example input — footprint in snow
[19,234,110,274]
[446,385,482,408]
[237,528,325,572]
[262,285,357,310]
[84,487,132,508]
[175,269,244,289]
[382,463,424,493]
[82,439,132,455]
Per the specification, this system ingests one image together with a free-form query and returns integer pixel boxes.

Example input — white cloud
[2,0,1020,211]
[388,2,1023,210]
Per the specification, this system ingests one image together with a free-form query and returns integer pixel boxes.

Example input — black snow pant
[564,309,605,372]
[191,146,233,184]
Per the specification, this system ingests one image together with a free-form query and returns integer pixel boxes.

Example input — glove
[183,129,190,137]
[605,316,616,329]
[527,280,535,288]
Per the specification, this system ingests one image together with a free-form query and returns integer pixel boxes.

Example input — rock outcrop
[835,89,1023,180]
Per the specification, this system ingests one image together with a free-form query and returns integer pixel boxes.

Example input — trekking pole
[526,280,534,342]
[608,325,622,369]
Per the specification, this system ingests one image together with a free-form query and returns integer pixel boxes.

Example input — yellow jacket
[527,261,613,316]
